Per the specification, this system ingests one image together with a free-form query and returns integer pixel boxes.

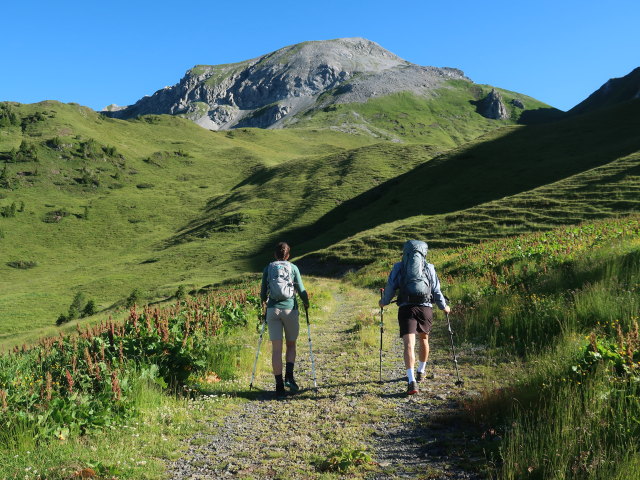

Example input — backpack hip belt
[398,294,431,305]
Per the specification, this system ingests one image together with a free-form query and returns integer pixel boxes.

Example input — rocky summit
[103,37,467,130]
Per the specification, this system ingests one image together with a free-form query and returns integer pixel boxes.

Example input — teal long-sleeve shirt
[260,262,309,310]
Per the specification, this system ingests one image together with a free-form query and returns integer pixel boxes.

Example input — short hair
[275,242,290,260]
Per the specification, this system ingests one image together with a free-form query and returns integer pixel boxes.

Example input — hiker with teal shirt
[260,242,310,396]
[379,240,450,395]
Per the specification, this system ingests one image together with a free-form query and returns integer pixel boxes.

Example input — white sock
[418,361,427,373]
[407,368,415,383]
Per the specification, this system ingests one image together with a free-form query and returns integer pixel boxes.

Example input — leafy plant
[319,446,373,473]
[2,285,258,446]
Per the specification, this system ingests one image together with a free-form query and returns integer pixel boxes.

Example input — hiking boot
[407,381,419,395]
[275,383,287,397]
[416,371,425,382]
[284,377,299,393]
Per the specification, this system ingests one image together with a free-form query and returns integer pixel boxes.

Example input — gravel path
[169,283,486,479]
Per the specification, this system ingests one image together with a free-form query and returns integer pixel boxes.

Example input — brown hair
[275,242,290,260]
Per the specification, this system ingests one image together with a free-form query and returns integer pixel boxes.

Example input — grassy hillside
[298,99,640,264]
[290,80,557,143]
[1,94,638,345]
[0,101,381,342]
[2,90,525,342]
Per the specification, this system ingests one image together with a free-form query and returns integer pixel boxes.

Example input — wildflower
[108,319,115,346]
[129,305,139,331]
[64,369,74,393]
[84,348,94,373]
[45,372,53,402]
[111,371,122,401]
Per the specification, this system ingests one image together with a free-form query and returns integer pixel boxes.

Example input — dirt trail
[169,282,486,479]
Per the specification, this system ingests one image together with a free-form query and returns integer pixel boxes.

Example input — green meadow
[0,101,376,343]
[0,82,555,344]
[1,95,639,345]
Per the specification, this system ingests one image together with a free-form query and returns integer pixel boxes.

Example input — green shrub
[125,289,141,308]
[102,145,118,157]
[175,285,187,300]
[83,300,97,317]
[47,136,63,149]
[1,202,17,218]
[0,104,19,127]
[42,209,69,223]
[6,260,37,269]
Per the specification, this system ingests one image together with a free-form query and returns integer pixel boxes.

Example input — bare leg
[402,333,416,370]
[285,340,296,364]
[271,339,283,375]
[418,333,429,363]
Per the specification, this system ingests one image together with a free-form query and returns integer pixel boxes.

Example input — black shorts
[398,305,433,337]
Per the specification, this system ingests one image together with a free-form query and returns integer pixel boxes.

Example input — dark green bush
[6,260,37,269]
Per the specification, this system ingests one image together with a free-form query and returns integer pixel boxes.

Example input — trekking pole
[379,288,384,384]
[304,305,318,394]
[249,312,267,391]
[446,312,464,387]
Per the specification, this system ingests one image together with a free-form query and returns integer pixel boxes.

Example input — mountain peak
[103,38,468,130]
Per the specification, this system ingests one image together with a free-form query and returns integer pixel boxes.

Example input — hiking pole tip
[446,312,465,388]
[379,289,384,384]
[249,313,267,392]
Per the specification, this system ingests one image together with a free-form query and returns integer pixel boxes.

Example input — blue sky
[2,0,638,112]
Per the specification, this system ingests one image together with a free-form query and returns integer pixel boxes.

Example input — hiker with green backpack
[260,242,310,396]
[379,240,450,395]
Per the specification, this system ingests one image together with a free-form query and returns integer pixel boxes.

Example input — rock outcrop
[479,88,510,120]
[102,38,468,130]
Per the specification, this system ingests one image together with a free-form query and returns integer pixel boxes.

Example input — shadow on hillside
[246,100,640,272]
[163,143,420,249]
[518,107,565,124]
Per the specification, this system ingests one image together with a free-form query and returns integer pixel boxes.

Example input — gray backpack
[399,240,431,304]
[267,261,295,301]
